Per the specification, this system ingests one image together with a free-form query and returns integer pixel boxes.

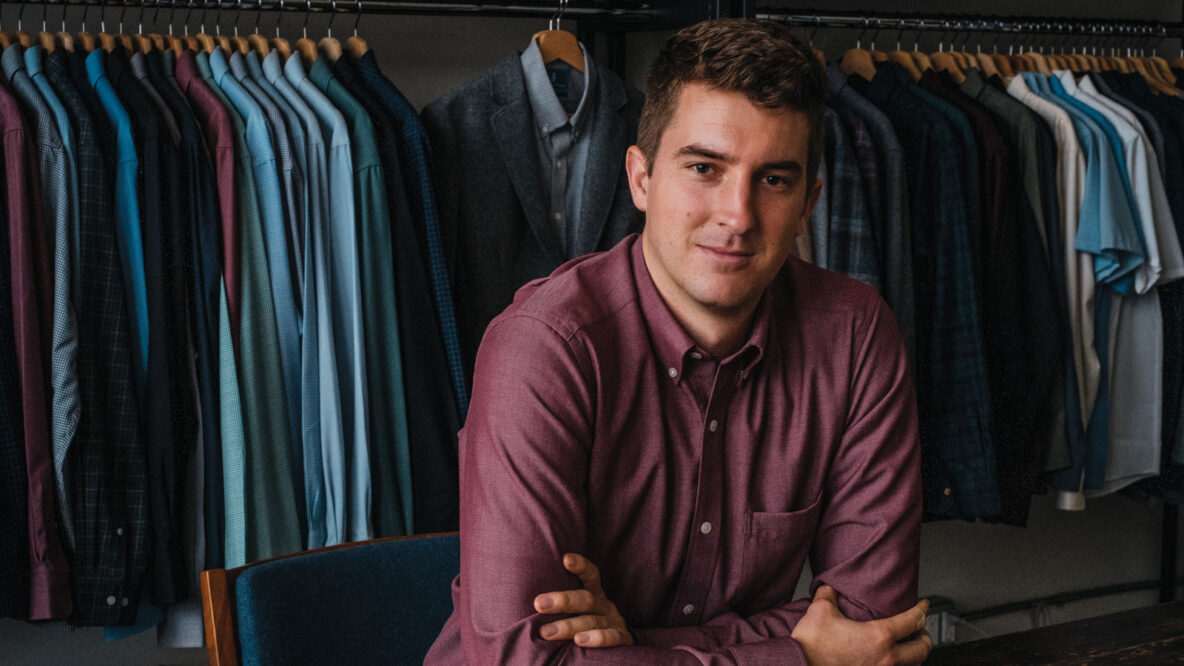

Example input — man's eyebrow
[673,144,803,173]
[674,144,731,162]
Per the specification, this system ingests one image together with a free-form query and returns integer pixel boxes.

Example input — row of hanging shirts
[832,21,1184,87]
[0,0,372,62]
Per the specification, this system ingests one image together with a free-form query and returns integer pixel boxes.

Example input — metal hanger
[295,0,319,64]
[248,0,271,55]
[318,0,343,61]
[345,0,367,58]
[271,0,293,60]
[532,0,583,72]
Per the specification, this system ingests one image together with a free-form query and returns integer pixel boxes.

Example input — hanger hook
[327,0,336,38]
[255,0,263,35]
[302,0,310,39]
[806,15,821,44]
[17,0,26,32]
[275,0,283,38]
[353,0,361,37]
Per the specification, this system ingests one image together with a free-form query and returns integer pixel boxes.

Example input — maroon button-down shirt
[0,78,72,620]
[176,51,240,357]
[427,234,921,664]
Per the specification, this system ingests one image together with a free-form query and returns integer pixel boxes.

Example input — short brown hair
[637,19,825,182]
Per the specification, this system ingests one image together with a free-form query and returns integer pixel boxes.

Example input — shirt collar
[630,235,770,385]
[519,37,596,139]
[24,46,43,78]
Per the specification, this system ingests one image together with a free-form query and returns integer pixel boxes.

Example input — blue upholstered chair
[201,532,459,665]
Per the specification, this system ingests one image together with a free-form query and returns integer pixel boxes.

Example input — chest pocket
[737,494,823,615]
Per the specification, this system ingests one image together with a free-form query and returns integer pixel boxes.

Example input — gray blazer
[422,54,645,386]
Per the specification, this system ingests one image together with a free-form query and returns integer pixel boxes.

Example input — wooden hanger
[1025,51,1052,75]
[165,32,185,54]
[910,50,933,73]
[99,29,118,52]
[38,29,55,53]
[273,36,292,60]
[841,47,877,81]
[296,36,318,65]
[197,33,217,54]
[888,50,922,80]
[247,33,270,56]
[134,33,154,54]
[532,30,584,72]
[344,1,368,60]
[975,52,1000,79]
[318,35,342,62]
[55,30,74,53]
[990,53,1014,78]
[215,34,233,53]
[119,33,134,52]
[345,35,367,59]
[931,51,965,84]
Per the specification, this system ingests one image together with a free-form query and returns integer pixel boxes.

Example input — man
[426,19,930,664]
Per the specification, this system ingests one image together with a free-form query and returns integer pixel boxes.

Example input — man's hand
[791,585,932,665]
[533,553,635,648]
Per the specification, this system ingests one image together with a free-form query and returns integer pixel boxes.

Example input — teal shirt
[209,49,302,563]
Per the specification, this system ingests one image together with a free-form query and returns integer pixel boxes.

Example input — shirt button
[553,212,563,221]
[667,367,678,378]
[700,521,712,535]
[682,604,695,615]
[120,597,130,607]
[689,351,702,360]
[557,159,565,168]
[708,419,718,432]
[106,596,116,606]
[116,527,124,536]
[943,487,952,496]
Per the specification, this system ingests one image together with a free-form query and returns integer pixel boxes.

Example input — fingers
[812,585,839,606]
[562,553,605,596]
[891,628,932,665]
[534,588,616,616]
[539,613,616,641]
[876,599,930,642]
[573,627,633,648]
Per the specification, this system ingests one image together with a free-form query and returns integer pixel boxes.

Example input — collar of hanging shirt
[520,37,597,259]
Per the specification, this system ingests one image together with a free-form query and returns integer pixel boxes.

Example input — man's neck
[640,242,759,360]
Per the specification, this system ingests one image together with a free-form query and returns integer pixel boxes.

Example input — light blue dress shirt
[285,53,370,544]
[310,56,413,537]
[263,50,341,549]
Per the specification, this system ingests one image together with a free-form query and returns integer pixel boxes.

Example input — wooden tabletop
[927,600,1184,664]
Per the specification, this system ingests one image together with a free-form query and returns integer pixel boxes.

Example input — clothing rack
[752,10,1183,37]
[2,0,655,22]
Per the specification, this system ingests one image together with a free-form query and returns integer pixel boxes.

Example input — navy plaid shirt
[853,64,1001,520]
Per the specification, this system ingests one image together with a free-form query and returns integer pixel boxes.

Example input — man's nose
[716,176,757,234]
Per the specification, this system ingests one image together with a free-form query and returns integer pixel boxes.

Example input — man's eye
[691,163,712,175]
[764,175,787,187]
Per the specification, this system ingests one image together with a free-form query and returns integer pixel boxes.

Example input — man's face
[628,82,820,326]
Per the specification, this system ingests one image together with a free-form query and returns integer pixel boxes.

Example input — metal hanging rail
[7,0,657,23]
[753,10,1184,38]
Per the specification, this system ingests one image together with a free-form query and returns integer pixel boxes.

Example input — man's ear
[625,145,650,213]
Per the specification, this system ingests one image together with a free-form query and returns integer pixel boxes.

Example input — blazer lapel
[573,71,629,257]
[490,58,565,266]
